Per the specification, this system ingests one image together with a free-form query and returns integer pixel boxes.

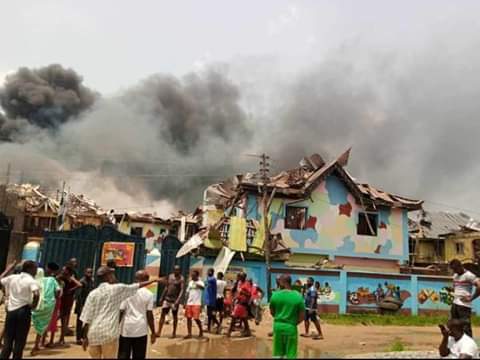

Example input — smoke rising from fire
[0,64,96,132]
[2,39,480,215]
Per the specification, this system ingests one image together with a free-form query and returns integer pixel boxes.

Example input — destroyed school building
[0,184,106,266]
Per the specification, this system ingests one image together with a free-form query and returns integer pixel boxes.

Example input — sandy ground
[0,309,471,359]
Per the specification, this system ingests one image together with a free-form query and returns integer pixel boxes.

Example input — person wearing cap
[80,266,163,359]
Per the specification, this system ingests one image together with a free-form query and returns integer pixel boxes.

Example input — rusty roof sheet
[232,149,423,210]
[409,211,477,239]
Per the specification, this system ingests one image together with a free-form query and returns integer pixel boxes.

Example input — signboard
[101,242,135,267]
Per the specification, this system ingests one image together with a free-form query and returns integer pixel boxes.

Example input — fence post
[411,275,418,316]
[339,270,348,314]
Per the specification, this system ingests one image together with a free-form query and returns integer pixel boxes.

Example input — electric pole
[259,153,272,299]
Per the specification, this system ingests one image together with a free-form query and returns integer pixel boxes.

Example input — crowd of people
[1,257,480,359]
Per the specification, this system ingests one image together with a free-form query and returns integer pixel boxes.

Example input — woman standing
[30,263,61,356]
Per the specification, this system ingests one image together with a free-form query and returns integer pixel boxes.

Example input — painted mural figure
[375,284,385,303]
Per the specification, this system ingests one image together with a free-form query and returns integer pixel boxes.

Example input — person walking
[184,270,205,340]
[80,266,163,359]
[449,259,480,337]
[157,265,185,339]
[301,277,323,340]
[118,271,157,359]
[0,260,40,359]
[75,268,94,345]
[205,268,219,333]
[215,272,227,334]
[269,274,305,359]
[30,262,61,356]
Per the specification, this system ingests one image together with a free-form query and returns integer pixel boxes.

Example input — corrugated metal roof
[409,211,476,239]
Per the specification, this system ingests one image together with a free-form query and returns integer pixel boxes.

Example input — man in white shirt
[215,272,227,334]
[184,270,205,340]
[0,261,40,360]
[449,259,480,337]
[118,270,156,360]
[439,319,479,359]
[80,266,164,359]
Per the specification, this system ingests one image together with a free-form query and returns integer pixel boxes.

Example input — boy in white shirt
[118,270,156,359]
[184,270,205,340]
[439,319,479,359]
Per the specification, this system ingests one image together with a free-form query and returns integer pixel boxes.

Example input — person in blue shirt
[205,268,220,333]
[301,277,324,340]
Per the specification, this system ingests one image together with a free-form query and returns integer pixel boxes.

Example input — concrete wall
[245,174,409,264]
[118,221,170,252]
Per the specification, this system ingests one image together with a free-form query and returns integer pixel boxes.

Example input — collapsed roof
[2,183,105,216]
[409,210,480,239]
[204,148,423,211]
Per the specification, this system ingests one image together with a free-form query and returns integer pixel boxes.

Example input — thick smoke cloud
[2,39,480,215]
[0,64,96,132]
[0,67,251,214]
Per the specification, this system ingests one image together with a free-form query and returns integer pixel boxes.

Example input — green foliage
[389,338,406,352]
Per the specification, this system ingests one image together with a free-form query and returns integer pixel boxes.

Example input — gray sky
[2,0,479,94]
[3,1,480,216]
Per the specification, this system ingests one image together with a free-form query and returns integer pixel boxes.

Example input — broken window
[285,206,307,230]
[357,212,378,236]
[455,242,465,255]
[130,227,143,237]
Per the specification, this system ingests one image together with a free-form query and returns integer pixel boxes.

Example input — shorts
[216,298,224,312]
[305,310,318,321]
[273,322,298,359]
[232,304,248,319]
[185,305,201,320]
[162,301,179,315]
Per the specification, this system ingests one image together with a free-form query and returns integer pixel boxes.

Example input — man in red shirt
[227,272,252,338]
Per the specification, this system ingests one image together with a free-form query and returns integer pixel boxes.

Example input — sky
[2,0,478,94]
[2,0,480,216]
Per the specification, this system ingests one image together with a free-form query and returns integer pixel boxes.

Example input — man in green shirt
[270,275,305,359]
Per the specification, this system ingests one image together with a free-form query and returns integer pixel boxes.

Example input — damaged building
[0,183,106,266]
[176,149,426,313]
[409,210,480,272]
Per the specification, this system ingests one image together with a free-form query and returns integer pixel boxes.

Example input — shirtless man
[156,265,185,338]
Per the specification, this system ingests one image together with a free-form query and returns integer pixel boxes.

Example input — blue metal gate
[41,225,145,284]
[157,235,190,304]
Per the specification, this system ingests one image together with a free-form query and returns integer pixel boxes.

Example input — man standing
[439,319,479,359]
[205,268,219,333]
[58,265,82,345]
[449,259,480,337]
[184,270,205,340]
[0,261,40,359]
[118,271,157,360]
[270,274,305,359]
[215,272,227,334]
[80,266,163,359]
[157,265,184,339]
[75,268,94,345]
[227,272,252,338]
[301,277,323,340]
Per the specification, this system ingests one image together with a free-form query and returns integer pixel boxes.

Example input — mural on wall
[347,281,411,306]
[248,174,408,260]
[417,284,454,310]
[289,275,341,304]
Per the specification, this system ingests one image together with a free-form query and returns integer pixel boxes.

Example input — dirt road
[10,311,462,358]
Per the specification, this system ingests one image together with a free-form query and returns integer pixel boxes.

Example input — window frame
[356,211,379,237]
[284,205,308,230]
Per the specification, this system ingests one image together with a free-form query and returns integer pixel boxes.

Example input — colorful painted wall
[246,174,409,262]
[118,221,170,252]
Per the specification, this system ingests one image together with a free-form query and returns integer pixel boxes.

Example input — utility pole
[2,163,11,213]
[259,153,272,299]
[57,181,66,230]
